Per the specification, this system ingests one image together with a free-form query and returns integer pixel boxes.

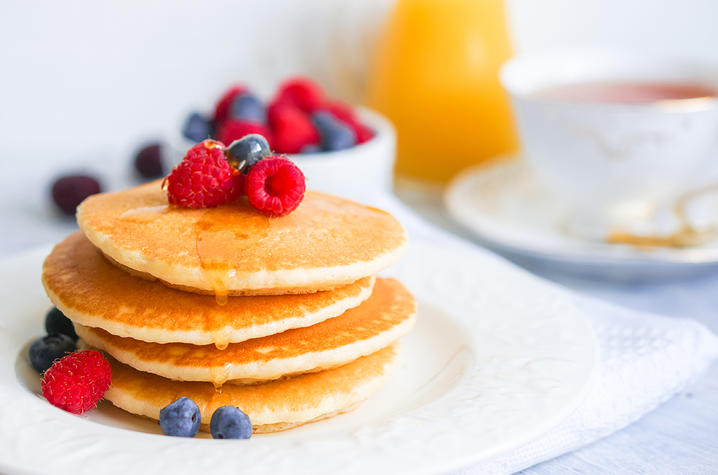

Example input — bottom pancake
[102,344,399,433]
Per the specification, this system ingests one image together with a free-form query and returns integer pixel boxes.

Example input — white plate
[0,240,596,475]
[446,158,718,280]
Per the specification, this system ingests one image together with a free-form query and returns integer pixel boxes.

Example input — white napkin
[372,193,718,474]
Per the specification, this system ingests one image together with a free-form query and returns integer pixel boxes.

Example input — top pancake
[42,232,374,346]
[76,180,407,296]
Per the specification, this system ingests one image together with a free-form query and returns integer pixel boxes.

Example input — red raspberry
[213,85,247,123]
[267,97,292,125]
[269,105,319,154]
[245,156,305,217]
[324,101,356,124]
[167,140,243,208]
[41,350,112,414]
[325,101,374,144]
[274,77,325,113]
[217,119,273,148]
[354,124,375,144]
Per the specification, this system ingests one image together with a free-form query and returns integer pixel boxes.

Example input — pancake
[76,180,407,296]
[103,344,399,433]
[74,278,416,384]
[42,232,375,346]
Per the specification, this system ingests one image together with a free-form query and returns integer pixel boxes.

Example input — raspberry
[216,119,273,149]
[267,97,292,125]
[275,77,325,113]
[324,101,356,124]
[245,156,305,217]
[325,101,374,144]
[213,85,247,123]
[41,350,112,414]
[269,105,319,154]
[167,140,243,208]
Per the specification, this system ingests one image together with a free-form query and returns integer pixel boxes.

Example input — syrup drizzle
[193,203,271,353]
[208,362,233,389]
[119,205,169,223]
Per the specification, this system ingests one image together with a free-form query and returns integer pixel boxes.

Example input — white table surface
[2,173,717,474]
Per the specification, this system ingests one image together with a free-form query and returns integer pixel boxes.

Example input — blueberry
[229,93,266,123]
[51,175,102,216]
[45,307,78,341]
[133,142,164,179]
[28,334,76,373]
[159,397,201,437]
[311,111,356,151]
[300,144,321,154]
[210,406,252,439]
[182,112,212,143]
[226,134,271,173]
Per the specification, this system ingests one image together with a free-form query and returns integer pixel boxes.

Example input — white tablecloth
[379,193,718,474]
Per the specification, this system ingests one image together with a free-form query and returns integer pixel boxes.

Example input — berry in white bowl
[177,78,396,199]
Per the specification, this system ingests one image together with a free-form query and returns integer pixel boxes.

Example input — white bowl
[287,106,396,200]
[174,106,396,201]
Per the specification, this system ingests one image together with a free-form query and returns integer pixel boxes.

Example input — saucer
[446,157,718,280]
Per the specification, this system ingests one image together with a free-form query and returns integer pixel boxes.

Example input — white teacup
[500,49,718,237]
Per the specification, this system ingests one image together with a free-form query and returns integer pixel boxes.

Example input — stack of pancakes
[41,181,415,433]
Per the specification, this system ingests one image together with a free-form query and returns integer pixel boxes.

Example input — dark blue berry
[45,307,78,341]
[312,111,356,151]
[134,142,165,179]
[226,134,271,173]
[51,175,102,216]
[210,406,252,439]
[159,397,201,437]
[182,112,212,143]
[229,93,266,123]
[28,334,76,373]
[300,144,321,154]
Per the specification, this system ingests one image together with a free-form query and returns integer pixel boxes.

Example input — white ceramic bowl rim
[288,105,393,159]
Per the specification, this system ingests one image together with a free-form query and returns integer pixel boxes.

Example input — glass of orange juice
[367,0,517,183]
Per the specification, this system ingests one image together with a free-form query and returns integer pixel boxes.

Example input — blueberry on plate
[133,143,164,179]
[311,111,356,151]
[29,334,76,373]
[210,406,252,439]
[182,112,212,143]
[51,175,102,216]
[226,134,271,173]
[159,397,201,437]
[45,307,78,341]
[229,92,266,124]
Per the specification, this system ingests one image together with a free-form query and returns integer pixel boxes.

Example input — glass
[367,0,517,182]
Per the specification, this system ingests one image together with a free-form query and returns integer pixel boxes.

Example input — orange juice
[367,0,517,182]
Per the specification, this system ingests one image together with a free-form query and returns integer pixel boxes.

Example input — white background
[2,0,718,253]
[3,0,718,168]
